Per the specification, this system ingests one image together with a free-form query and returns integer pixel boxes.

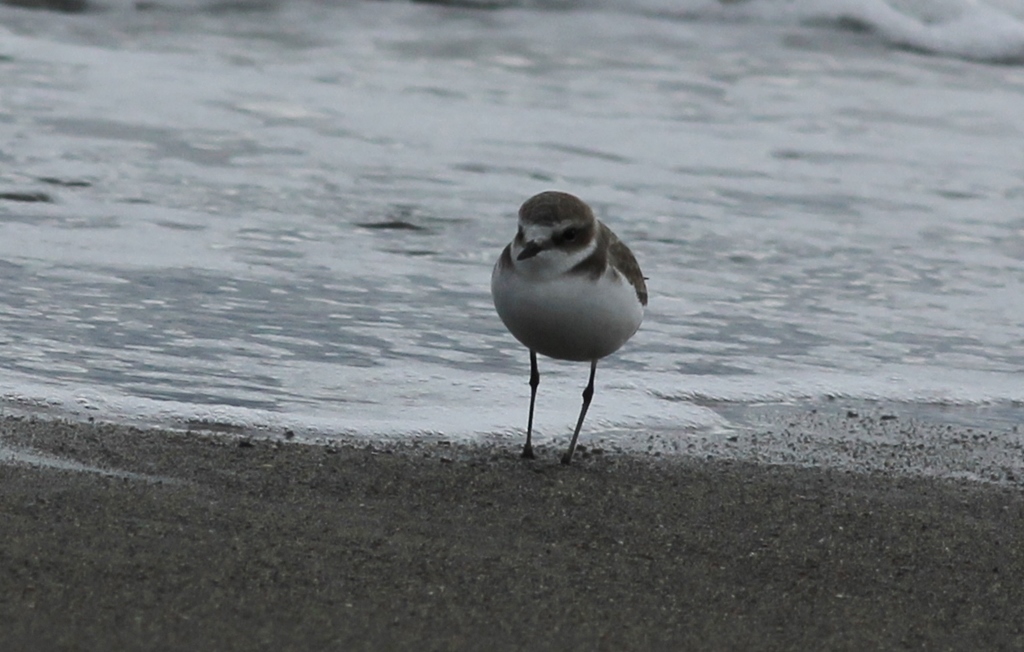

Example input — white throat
[512,227,597,280]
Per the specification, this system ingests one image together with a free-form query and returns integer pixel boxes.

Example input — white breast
[491,259,644,362]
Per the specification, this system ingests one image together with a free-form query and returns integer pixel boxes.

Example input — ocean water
[2,0,1024,457]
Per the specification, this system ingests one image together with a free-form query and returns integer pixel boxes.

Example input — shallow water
[1,0,1024,457]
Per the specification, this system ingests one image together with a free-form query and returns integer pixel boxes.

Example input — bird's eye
[561,227,579,242]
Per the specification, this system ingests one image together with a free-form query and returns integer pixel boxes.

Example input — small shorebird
[491,191,647,465]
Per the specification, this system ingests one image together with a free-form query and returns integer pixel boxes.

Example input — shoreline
[3,414,1024,650]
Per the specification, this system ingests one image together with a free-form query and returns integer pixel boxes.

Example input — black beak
[517,241,545,260]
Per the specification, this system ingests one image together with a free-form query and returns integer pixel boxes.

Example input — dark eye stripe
[553,226,583,246]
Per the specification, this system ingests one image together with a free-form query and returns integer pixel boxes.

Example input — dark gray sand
[3,416,1024,651]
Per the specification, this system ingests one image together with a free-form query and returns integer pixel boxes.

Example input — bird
[491,191,647,465]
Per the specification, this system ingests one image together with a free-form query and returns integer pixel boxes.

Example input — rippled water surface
[2,0,1024,451]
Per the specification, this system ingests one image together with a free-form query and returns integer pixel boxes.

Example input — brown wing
[566,221,648,307]
[607,229,648,306]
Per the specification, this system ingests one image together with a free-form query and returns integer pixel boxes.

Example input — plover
[491,191,647,465]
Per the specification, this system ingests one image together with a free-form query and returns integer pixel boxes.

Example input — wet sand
[2,415,1024,650]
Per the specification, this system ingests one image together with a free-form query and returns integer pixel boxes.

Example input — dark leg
[522,350,539,459]
[561,360,597,465]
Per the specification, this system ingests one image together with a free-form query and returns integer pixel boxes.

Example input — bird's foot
[520,443,535,459]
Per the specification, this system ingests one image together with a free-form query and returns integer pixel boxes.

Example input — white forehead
[518,220,575,241]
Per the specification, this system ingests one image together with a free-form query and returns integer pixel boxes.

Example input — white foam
[644,0,1024,62]
[825,0,1024,61]
[5,361,1024,454]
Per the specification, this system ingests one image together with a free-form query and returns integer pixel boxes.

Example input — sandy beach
[2,414,1023,651]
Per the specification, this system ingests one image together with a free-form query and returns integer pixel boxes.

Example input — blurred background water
[1,0,1024,453]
